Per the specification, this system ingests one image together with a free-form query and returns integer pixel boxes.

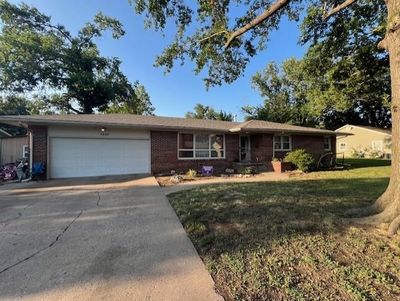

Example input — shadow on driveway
[0,177,222,301]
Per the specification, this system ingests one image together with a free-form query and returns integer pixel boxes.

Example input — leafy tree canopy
[106,81,154,114]
[244,59,313,126]
[129,0,386,89]
[185,103,234,121]
[0,95,55,115]
[129,0,302,87]
[0,95,49,135]
[244,0,391,129]
[0,0,154,115]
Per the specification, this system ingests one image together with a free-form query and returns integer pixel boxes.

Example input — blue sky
[10,0,305,120]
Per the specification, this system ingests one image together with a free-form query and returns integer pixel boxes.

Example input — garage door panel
[50,138,150,178]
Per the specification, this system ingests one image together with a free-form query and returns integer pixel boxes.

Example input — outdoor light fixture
[100,127,109,136]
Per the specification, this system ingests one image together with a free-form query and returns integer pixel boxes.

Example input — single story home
[0,128,29,165]
[335,124,392,159]
[0,114,337,179]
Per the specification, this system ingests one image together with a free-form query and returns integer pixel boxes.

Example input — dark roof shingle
[231,119,334,135]
[0,114,336,135]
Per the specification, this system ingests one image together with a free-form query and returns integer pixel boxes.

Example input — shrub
[367,149,384,159]
[351,147,384,159]
[186,169,197,178]
[240,166,256,175]
[284,149,315,172]
[351,147,368,158]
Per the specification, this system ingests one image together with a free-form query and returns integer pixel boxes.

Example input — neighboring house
[0,128,29,165]
[335,124,392,159]
[0,114,338,179]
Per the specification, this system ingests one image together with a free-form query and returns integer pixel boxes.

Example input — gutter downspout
[21,129,33,183]
[29,130,33,174]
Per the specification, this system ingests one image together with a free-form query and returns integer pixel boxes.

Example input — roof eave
[0,118,233,133]
[0,116,336,135]
[229,127,336,135]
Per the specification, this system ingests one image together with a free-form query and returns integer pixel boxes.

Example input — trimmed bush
[284,149,315,172]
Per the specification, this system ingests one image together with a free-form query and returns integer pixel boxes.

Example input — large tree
[299,1,391,129]
[247,41,391,130]
[106,81,154,114]
[185,103,234,121]
[131,0,400,236]
[0,95,55,115]
[0,1,153,115]
[0,94,58,136]
[244,59,314,126]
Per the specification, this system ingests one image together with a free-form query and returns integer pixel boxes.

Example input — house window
[339,142,347,151]
[274,135,291,151]
[372,140,383,151]
[22,145,29,158]
[178,133,225,159]
[324,137,331,151]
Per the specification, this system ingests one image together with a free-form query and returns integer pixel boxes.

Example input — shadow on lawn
[344,158,392,169]
[169,176,391,254]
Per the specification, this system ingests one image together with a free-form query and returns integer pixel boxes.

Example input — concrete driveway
[0,176,222,301]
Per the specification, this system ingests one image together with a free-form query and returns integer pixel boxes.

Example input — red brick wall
[250,134,274,163]
[29,125,47,178]
[274,135,336,161]
[151,131,336,174]
[151,131,239,174]
[25,126,337,178]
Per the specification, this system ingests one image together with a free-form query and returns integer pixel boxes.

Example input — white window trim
[239,135,251,162]
[22,145,29,158]
[177,133,226,160]
[273,135,292,151]
[324,136,332,151]
[339,142,347,151]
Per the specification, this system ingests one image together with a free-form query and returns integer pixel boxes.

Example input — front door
[240,136,251,162]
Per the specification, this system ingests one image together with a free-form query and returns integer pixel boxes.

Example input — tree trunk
[354,0,400,236]
[81,102,94,114]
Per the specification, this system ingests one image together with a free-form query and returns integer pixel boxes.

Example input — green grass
[168,161,400,301]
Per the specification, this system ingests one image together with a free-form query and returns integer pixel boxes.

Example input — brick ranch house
[0,114,337,179]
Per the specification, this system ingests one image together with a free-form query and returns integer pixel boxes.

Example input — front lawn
[343,158,392,169]
[168,162,400,301]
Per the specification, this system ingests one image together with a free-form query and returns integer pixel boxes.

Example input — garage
[48,126,150,178]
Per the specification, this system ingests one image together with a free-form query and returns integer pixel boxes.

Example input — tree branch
[67,104,83,114]
[224,0,290,48]
[46,24,73,44]
[323,0,357,20]
[198,30,228,43]
[378,38,388,50]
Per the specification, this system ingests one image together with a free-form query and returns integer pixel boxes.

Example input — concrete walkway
[0,176,222,301]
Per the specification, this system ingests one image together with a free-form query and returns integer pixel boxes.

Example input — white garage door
[49,138,150,178]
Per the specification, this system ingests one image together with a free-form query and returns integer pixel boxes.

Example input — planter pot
[271,161,293,173]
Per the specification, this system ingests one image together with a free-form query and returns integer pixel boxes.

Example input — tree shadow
[344,158,392,169]
[168,177,392,255]
[169,177,400,300]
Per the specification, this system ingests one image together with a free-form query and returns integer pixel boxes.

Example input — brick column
[28,125,48,179]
